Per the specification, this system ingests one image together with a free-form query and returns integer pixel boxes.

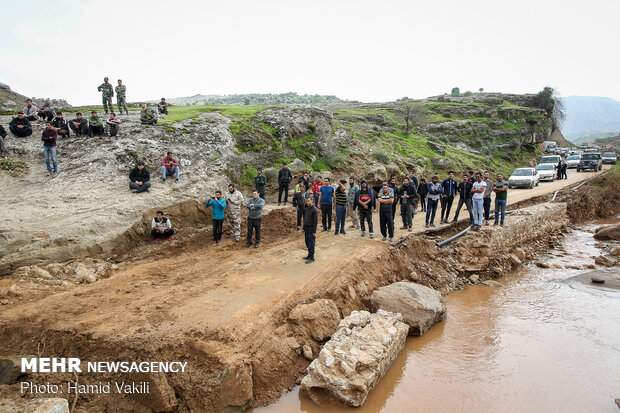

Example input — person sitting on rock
[161,151,180,182]
[22,99,39,121]
[105,113,121,137]
[68,112,88,138]
[129,161,151,193]
[37,99,56,122]
[9,112,33,137]
[151,210,174,242]
[51,111,70,139]
[158,98,168,115]
[88,111,104,138]
[141,105,158,125]
[0,124,7,157]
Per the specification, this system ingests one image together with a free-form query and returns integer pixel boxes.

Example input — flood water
[252,221,620,413]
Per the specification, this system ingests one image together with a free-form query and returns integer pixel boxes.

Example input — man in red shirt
[161,151,180,182]
[311,175,324,207]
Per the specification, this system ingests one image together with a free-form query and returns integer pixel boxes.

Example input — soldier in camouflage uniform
[97,77,114,115]
[115,79,129,115]
[225,184,244,242]
[254,168,266,200]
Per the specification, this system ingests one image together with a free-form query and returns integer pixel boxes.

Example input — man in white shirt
[471,172,487,229]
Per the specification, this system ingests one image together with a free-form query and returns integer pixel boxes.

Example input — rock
[0,398,69,413]
[427,141,445,155]
[535,261,550,268]
[300,310,408,407]
[595,255,615,267]
[74,263,96,283]
[364,165,387,186]
[0,355,36,384]
[129,372,178,412]
[370,282,446,336]
[288,299,341,342]
[591,277,605,284]
[611,246,620,256]
[431,158,452,169]
[481,280,503,288]
[469,274,479,284]
[508,253,522,266]
[302,344,313,361]
[615,398,620,409]
[219,362,253,410]
[262,167,279,183]
[593,223,620,241]
[284,337,301,354]
[288,158,306,172]
[513,248,527,261]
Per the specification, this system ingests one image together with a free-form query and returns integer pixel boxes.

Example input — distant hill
[162,92,347,106]
[0,82,71,113]
[559,96,620,143]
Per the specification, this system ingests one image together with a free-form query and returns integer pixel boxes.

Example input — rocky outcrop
[0,355,35,384]
[370,281,446,335]
[288,299,341,342]
[300,310,408,407]
[593,223,620,241]
[0,398,69,413]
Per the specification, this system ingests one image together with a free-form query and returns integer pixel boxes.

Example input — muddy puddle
[252,220,620,413]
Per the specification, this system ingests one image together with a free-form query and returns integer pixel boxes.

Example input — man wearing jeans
[493,173,508,227]
[334,180,348,235]
[41,122,58,177]
[425,175,443,228]
[161,151,180,182]
[471,172,487,229]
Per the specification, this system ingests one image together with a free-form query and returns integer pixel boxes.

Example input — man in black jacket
[440,171,458,223]
[453,173,473,223]
[51,112,70,139]
[417,178,428,212]
[388,175,399,219]
[129,161,151,193]
[292,185,310,232]
[302,196,318,264]
[277,162,293,206]
[398,176,418,231]
[9,113,33,137]
[69,112,88,138]
[0,125,6,157]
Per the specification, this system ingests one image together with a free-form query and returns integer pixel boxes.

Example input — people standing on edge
[482,171,493,226]
[23,99,38,121]
[151,210,174,242]
[418,178,428,212]
[161,151,180,182]
[453,173,474,223]
[0,125,6,157]
[378,181,395,242]
[354,179,376,238]
[254,168,266,200]
[425,175,443,228]
[205,191,226,246]
[471,172,486,229]
[347,176,360,230]
[9,113,33,137]
[319,177,334,231]
[293,185,310,232]
[440,171,457,224]
[225,183,244,242]
[158,98,168,115]
[302,196,318,264]
[493,173,508,227]
[140,105,158,125]
[334,179,348,235]
[97,77,114,115]
[37,99,55,123]
[106,113,121,137]
[312,175,324,207]
[69,112,88,138]
[115,79,129,115]
[399,176,417,231]
[42,122,58,177]
[51,112,70,139]
[277,162,293,205]
[129,161,151,193]
[245,190,264,248]
[88,111,104,138]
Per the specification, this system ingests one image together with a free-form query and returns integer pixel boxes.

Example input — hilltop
[0,83,71,113]
[559,96,620,143]
[161,92,346,107]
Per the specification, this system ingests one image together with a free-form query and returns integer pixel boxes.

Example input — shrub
[372,150,391,164]
[451,87,460,97]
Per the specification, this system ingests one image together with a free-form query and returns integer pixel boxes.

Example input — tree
[479,88,484,93]
[244,97,251,105]
[464,91,473,97]
[451,87,460,97]
[397,103,425,134]
[530,86,565,128]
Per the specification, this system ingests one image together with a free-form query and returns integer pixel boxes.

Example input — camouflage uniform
[98,82,114,114]
[254,175,266,199]
[115,85,128,114]
[225,189,244,240]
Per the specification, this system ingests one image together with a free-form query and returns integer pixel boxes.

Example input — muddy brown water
[252,220,620,413]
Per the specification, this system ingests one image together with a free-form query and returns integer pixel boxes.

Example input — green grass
[240,165,258,185]
[286,133,316,159]
[156,104,269,126]
[0,158,28,172]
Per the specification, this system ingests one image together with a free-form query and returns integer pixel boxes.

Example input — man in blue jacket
[440,171,458,224]
[353,179,376,239]
[205,191,227,246]
[425,175,443,228]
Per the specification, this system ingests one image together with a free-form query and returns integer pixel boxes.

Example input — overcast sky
[1,0,619,106]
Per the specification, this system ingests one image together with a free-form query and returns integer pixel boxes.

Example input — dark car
[577,152,602,172]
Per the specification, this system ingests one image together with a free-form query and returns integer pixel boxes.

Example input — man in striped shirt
[334,180,348,235]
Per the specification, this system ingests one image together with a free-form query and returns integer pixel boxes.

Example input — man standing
[418,178,428,212]
[440,171,457,224]
[354,179,376,239]
[22,99,39,121]
[51,112,70,139]
[115,79,129,115]
[334,179,348,235]
[0,125,6,157]
[140,105,158,125]
[453,173,474,223]
[41,122,58,177]
[378,181,395,242]
[37,99,55,122]
[205,191,227,246]
[254,168,266,200]
[225,183,244,242]
[88,111,104,138]
[556,160,562,180]
[9,113,33,137]
[471,172,487,229]
[561,161,568,180]
[493,173,508,227]
[347,176,360,229]
[292,184,310,232]
[277,162,293,205]
[129,161,151,193]
[69,112,88,138]
[98,77,114,115]
[388,175,398,219]
[245,190,264,248]
[161,151,180,182]
[482,171,493,225]
[300,172,310,191]
[158,98,168,115]
[425,175,443,228]
[106,113,121,137]
[151,210,174,241]
[311,175,324,207]
[399,176,417,231]
[302,196,318,264]
[318,177,334,231]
